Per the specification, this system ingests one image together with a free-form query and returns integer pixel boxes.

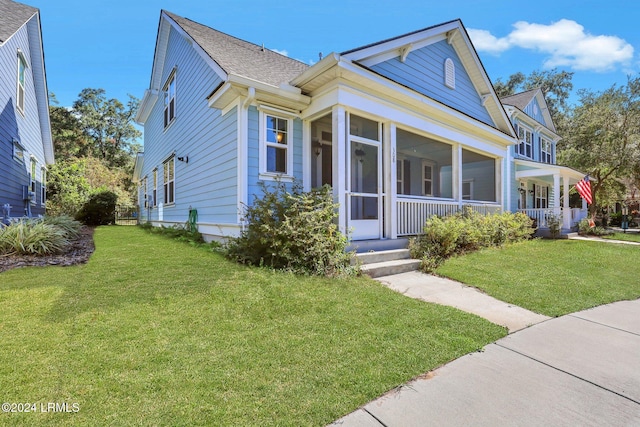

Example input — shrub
[577,218,613,236]
[410,209,534,272]
[225,181,357,277]
[0,220,69,255]
[75,191,118,226]
[42,215,83,239]
[546,213,562,239]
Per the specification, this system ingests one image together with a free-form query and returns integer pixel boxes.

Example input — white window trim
[163,69,177,130]
[30,156,37,205]
[163,156,175,205]
[534,183,548,209]
[40,166,46,207]
[152,168,158,207]
[141,177,148,208]
[422,160,435,196]
[396,156,405,195]
[16,50,28,115]
[517,126,533,159]
[444,58,455,89]
[541,137,552,164]
[12,139,24,162]
[258,107,295,181]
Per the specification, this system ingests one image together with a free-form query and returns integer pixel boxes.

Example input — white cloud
[270,48,289,57]
[468,19,634,73]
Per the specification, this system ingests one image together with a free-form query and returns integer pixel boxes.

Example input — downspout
[238,87,255,232]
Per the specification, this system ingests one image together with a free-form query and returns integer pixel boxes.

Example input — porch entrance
[348,136,382,240]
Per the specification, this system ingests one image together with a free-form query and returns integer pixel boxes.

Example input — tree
[49,93,90,161]
[558,77,640,215]
[72,88,142,168]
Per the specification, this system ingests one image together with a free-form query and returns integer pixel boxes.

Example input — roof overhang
[208,74,311,112]
[135,89,159,125]
[294,55,515,149]
[132,153,144,182]
[515,159,585,182]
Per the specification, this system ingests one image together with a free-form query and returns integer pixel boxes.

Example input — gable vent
[444,58,455,89]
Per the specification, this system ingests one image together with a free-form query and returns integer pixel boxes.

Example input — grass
[602,231,640,242]
[436,239,640,317]
[0,226,505,426]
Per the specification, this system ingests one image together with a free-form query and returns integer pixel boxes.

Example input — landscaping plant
[226,181,357,277]
[75,190,118,226]
[410,208,534,272]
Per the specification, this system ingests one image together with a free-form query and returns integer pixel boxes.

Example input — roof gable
[501,88,556,133]
[341,20,513,136]
[0,0,36,44]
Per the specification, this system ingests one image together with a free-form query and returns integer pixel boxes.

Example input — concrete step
[360,259,422,278]
[347,238,409,253]
[356,248,411,265]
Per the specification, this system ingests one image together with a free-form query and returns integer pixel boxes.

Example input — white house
[133,10,585,243]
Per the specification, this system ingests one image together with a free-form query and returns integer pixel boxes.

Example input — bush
[577,218,613,236]
[42,215,83,239]
[225,181,357,277]
[75,191,117,226]
[410,208,534,272]
[0,220,69,255]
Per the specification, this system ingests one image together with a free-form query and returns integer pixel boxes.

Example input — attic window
[444,58,455,89]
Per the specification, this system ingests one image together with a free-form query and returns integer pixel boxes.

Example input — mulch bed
[0,226,96,274]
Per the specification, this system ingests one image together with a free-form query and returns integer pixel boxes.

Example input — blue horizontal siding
[140,25,238,225]
[370,40,494,127]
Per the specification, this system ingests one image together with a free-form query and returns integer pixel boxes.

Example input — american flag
[575,175,592,205]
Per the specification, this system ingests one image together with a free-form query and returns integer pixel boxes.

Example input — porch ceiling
[515,160,585,182]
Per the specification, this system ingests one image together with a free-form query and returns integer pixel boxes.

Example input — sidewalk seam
[495,343,640,406]
[568,313,640,337]
[362,408,389,427]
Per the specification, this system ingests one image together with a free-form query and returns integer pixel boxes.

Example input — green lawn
[0,227,505,426]
[602,231,640,242]
[436,239,640,317]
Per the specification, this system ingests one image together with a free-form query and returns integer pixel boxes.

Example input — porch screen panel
[351,141,378,220]
[396,129,452,198]
[461,149,495,202]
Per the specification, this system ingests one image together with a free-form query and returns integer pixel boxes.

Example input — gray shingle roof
[0,0,37,44]
[164,11,309,87]
[500,88,538,110]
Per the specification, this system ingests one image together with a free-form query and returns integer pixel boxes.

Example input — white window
[152,169,158,207]
[396,158,405,195]
[444,58,455,89]
[541,138,552,163]
[517,126,533,158]
[535,184,548,209]
[30,157,37,194]
[13,140,24,162]
[163,157,175,204]
[163,71,176,128]
[462,180,474,200]
[260,110,293,178]
[41,167,46,206]
[422,160,434,196]
[17,52,27,114]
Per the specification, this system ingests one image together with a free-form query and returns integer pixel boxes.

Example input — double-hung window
[30,157,37,197]
[163,157,175,205]
[541,138,552,163]
[17,52,26,114]
[163,72,176,128]
[517,126,533,158]
[41,167,46,206]
[261,110,293,177]
[152,169,158,207]
[422,161,434,196]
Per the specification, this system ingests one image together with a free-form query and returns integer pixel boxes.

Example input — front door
[348,139,382,240]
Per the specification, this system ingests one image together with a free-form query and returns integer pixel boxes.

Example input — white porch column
[302,120,311,192]
[386,123,397,239]
[332,106,347,235]
[553,173,561,226]
[453,143,462,204]
[503,147,510,212]
[562,176,571,229]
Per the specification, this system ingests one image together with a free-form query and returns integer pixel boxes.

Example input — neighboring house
[502,89,587,231]
[0,0,53,221]
[133,10,584,243]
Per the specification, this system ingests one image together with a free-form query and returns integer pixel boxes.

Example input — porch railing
[396,197,501,236]
[518,207,561,229]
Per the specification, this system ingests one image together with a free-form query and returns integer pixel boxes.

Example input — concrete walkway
[376,271,550,333]
[331,298,640,426]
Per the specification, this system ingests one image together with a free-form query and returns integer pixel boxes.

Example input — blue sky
[26,0,639,108]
